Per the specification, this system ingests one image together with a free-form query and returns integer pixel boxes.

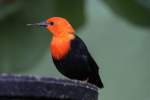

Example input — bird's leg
[81,78,89,83]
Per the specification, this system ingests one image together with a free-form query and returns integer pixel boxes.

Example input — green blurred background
[0,0,150,100]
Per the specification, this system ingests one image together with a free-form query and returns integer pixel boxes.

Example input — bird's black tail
[88,75,104,88]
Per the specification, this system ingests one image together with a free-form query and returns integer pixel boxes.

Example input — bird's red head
[28,17,75,60]
[46,17,75,36]
[27,17,75,36]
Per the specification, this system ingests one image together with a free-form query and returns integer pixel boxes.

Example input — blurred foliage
[0,0,85,72]
[0,0,23,20]
[137,0,150,11]
[103,0,150,26]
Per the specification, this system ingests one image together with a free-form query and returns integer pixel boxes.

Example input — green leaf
[103,0,150,26]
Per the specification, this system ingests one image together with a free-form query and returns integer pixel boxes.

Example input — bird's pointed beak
[27,21,48,27]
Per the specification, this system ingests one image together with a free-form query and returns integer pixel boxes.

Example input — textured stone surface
[0,74,98,100]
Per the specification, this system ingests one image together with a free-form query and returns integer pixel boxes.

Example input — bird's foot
[81,78,89,84]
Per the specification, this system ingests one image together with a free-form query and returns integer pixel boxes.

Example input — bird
[28,17,104,88]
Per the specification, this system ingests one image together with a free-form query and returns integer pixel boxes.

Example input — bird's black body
[52,35,104,88]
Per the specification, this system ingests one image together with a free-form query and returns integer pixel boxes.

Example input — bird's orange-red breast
[46,17,75,60]
[28,17,104,88]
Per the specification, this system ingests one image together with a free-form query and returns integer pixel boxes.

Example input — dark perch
[0,74,98,100]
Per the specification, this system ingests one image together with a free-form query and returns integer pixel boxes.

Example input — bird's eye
[49,22,54,26]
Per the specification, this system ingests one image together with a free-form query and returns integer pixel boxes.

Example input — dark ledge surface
[0,74,98,100]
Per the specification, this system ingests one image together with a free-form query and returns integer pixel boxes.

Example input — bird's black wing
[72,35,103,88]
[73,35,99,74]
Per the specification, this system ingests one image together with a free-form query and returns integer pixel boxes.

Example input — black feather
[52,35,104,88]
